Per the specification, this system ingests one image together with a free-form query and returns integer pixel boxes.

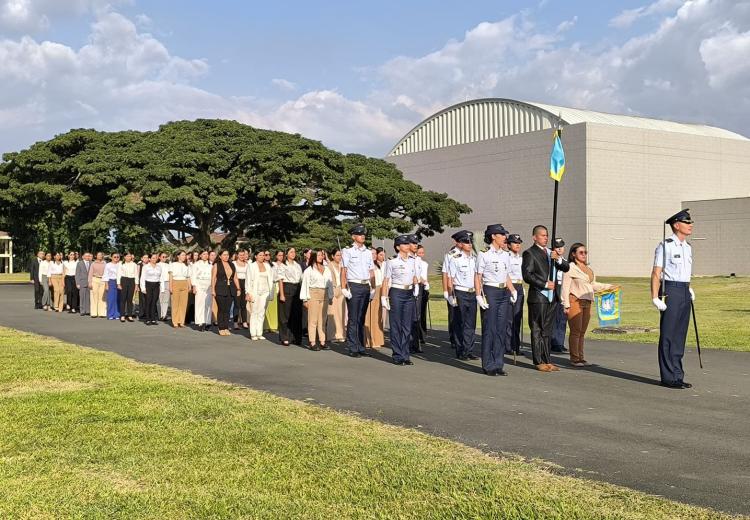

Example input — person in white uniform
[246,249,275,340]
[191,250,213,331]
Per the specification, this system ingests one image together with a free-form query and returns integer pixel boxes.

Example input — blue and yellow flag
[549,129,565,182]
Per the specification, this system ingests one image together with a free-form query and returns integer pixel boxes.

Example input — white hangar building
[386,99,750,276]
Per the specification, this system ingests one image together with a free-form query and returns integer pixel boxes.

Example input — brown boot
[548,364,560,371]
[536,364,552,372]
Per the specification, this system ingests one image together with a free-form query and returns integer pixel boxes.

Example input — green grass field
[427,276,750,351]
[0,272,28,283]
[0,327,741,519]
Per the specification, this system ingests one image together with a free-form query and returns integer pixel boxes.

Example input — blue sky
[1,0,748,156]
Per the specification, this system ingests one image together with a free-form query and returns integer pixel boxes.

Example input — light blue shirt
[384,254,417,285]
[654,233,692,282]
[342,243,374,282]
[476,246,511,284]
[448,251,476,288]
[442,247,458,274]
[508,252,523,282]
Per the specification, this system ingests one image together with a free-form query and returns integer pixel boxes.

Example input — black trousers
[658,281,691,385]
[119,277,136,317]
[144,281,160,322]
[389,287,415,363]
[234,283,248,324]
[185,290,194,324]
[345,283,370,353]
[216,294,233,331]
[447,300,458,350]
[411,285,425,350]
[453,289,477,358]
[278,283,302,344]
[480,286,509,372]
[64,275,79,311]
[420,288,429,333]
[528,299,555,365]
[138,290,147,320]
[33,279,43,309]
[507,284,524,353]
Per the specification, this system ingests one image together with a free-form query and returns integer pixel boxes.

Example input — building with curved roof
[387,99,750,275]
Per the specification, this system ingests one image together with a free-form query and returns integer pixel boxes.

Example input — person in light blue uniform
[442,233,461,353]
[474,224,518,376]
[550,238,568,353]
[651,209,695,389]
[446,230,478,360]
[382,235,418,365]
[506,233,525,355]
[341,224,376,358]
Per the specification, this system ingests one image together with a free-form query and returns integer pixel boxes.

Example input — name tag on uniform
[674,254,681,258]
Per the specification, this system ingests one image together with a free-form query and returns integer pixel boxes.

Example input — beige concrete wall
[682,198,750,276]
[585,124,750,275]
[388,124,587,271]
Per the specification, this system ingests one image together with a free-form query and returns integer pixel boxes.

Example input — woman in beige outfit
[365,248,385,348]
[561,243,617,366]
[326,249,346,343]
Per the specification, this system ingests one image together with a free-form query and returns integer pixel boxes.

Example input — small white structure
[0,231,13,274]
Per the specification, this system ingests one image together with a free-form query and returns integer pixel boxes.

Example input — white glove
[689,288,695,301]
[369,289,376,301]
[381,296,390,310]
[476,295,489,310]
[342,288,352,300]
[449,295,457,307]
[424,282,430,291]
[510,291,518,304]
[652,297,667,311]
[443,291,451,302]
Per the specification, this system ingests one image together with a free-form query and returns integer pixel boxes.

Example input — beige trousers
[365,285,384,348]
[171,280,189,326]
[307,288,328,346]
[326,287,346,341]
[90,277,107,317]
[50,274,64,312]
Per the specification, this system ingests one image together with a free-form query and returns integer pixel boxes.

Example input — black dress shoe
[403,360,414,365]
[349,352,361,358]
[392,360,405,365]
[467,354,480,361]
[497,370,508,376]
[661,382,684,389]
[680,382,693,389]
[457,355,468,360]
[359,351,372,357]
[321,344,330,350]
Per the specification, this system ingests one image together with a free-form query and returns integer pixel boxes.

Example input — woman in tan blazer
[561,243,617,366]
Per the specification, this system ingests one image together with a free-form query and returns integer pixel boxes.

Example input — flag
[549,129,566,182]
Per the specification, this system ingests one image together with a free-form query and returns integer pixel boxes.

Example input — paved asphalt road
[1,284,748,515]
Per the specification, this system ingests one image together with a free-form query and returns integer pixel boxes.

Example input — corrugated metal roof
[527,101,747,141]
[387,98,747,157]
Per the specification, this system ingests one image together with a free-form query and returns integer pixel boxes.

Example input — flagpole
[549,117,562,282]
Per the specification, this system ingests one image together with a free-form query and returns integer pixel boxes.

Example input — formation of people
[26,208,696,385]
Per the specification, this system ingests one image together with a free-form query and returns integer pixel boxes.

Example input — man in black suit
[522,225,570,371]
[29,251,45,309]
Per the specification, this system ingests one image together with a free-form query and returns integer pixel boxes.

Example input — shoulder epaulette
[481,248,488,253]
[665,238,673,243]
[390,254,398,259]
[451,251,462,258]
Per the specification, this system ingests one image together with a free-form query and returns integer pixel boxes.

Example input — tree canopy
[0,119,470,257]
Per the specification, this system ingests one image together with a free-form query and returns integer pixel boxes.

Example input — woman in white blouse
[39,252,52,310]
[169,251,191,328]
[117,252,139,322]
[63,251,79,313]
[277,247,304,346]
[246,249,275,340]
[365,248,386,348]
[47,252,65,312]
[101,252,121,319]
[301,249,334,350]
[233,250,250,330]
[139,253,162,325]
[325,248,346,343]
[191,250,213,332]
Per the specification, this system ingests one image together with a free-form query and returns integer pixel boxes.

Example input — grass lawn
[426,276,750,351]
[0,327,740,519]
[0,272,28,283]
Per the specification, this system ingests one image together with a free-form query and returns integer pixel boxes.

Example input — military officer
[506,233,525,355]
[651,209,695,389]
[382,235,419,365]
[442,233,461,352]
[408,234,426,353]
[474,224,517,376]
[446,230,478,360]
[341,224,377,357]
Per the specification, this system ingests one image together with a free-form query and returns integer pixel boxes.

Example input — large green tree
[0,119,470,257]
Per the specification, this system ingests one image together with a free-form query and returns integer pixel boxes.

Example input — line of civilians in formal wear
[29,246,427,351]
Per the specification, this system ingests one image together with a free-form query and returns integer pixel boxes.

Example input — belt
[483,283,508,289]
[349,279,370,285]
[453,285,475,293]
[390,283,413,290]
[511,280,523,284]
[664,281,689,286]
[92,275,102,278]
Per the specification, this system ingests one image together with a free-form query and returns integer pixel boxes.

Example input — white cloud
[0,0,126,32]
[609,0,683,28]
[271,78,296,91]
